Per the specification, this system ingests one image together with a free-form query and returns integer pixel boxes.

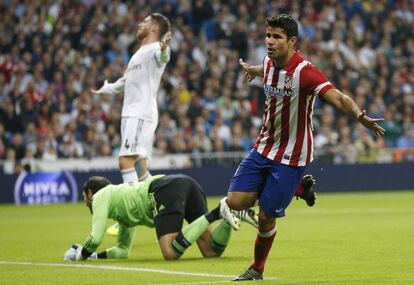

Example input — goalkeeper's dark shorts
[149,174,208,238]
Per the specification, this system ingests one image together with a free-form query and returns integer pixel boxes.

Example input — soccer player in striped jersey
[227,14,385,281]
[91,13,171,236]
[63,174,258,261]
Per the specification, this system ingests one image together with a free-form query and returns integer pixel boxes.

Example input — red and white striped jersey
[254,51,334,166]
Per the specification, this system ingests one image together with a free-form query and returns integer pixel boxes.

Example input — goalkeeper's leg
[156,204,238,260]
[156,213,212,260]
[157,216,234,260]
[198,220,233,257]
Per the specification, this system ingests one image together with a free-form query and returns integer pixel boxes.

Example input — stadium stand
[0,0,413,173]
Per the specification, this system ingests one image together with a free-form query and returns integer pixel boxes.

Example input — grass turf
[0,191,413,285]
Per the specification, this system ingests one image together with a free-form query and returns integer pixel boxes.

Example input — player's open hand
[160,32,172,51]
[90,80,111,95]
[357,110,385,137]
[239,58,256,82]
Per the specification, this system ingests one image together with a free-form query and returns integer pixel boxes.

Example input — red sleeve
[300,64,335,98]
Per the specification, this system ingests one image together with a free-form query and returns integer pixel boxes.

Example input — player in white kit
[91,13,171,235]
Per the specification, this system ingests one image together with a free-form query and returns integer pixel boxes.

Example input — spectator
[354,128,377,163]
[0,97,23,133]
[396,127,414,149]
[3,148,16,174]
[0,0,412,173]
[21,147,37,172]
[191,124,212,153]
[10,133,25,160]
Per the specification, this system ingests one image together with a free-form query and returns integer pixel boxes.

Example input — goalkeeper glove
[64,244,97,261]
[64,247,84,261]
[72,243,97,259]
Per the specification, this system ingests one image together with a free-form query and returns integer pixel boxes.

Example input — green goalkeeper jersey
[83,175,164,257]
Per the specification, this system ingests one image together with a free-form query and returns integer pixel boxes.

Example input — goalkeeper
[64,174,258,261]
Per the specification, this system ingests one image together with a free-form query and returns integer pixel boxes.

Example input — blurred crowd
[0,0,413,173]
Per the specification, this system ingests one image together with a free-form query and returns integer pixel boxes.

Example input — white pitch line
[0,261,279,282]
[143,280,233,285]
[142,276,279,285]
[0,261,233,278]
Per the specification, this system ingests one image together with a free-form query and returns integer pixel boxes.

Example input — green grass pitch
[0,191,413,285]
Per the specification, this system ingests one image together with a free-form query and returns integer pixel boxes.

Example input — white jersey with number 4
[107,41,170,122]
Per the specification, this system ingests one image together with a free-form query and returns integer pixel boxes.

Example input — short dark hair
[83,176,111,195]
[150,13,170,38]
[266,14,298,39]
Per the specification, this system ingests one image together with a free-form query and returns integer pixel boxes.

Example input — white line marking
[0,261,235,278]
[143,281,233,285]
[143,275,278,285]
[0,261,279,282]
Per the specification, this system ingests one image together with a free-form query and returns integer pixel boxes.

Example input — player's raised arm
[323,88,385,137]
[239,59,264,82]
[160,31,172,51]
[154,31,172,66]
[90,76,126,96]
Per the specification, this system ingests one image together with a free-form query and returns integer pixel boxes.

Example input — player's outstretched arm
[323,88,385,137]
[239,59,264,82]
[90,77,126,96]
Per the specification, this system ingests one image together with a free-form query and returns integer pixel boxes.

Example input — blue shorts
[229,149,306,218]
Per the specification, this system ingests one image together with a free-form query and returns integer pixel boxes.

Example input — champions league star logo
[14,171,78,205]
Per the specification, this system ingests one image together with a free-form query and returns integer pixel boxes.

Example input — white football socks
[121,167,138,184]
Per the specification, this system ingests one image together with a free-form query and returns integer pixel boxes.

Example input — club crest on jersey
[284,75,293,89]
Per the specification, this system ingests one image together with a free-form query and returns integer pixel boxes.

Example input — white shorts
[119,117,157,159]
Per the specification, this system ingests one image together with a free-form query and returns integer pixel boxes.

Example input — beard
[137,28,149,40]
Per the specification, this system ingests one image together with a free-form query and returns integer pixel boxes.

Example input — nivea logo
[14,172,78,205]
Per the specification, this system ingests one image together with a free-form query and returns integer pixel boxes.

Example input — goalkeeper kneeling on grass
[64,174,258,261]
